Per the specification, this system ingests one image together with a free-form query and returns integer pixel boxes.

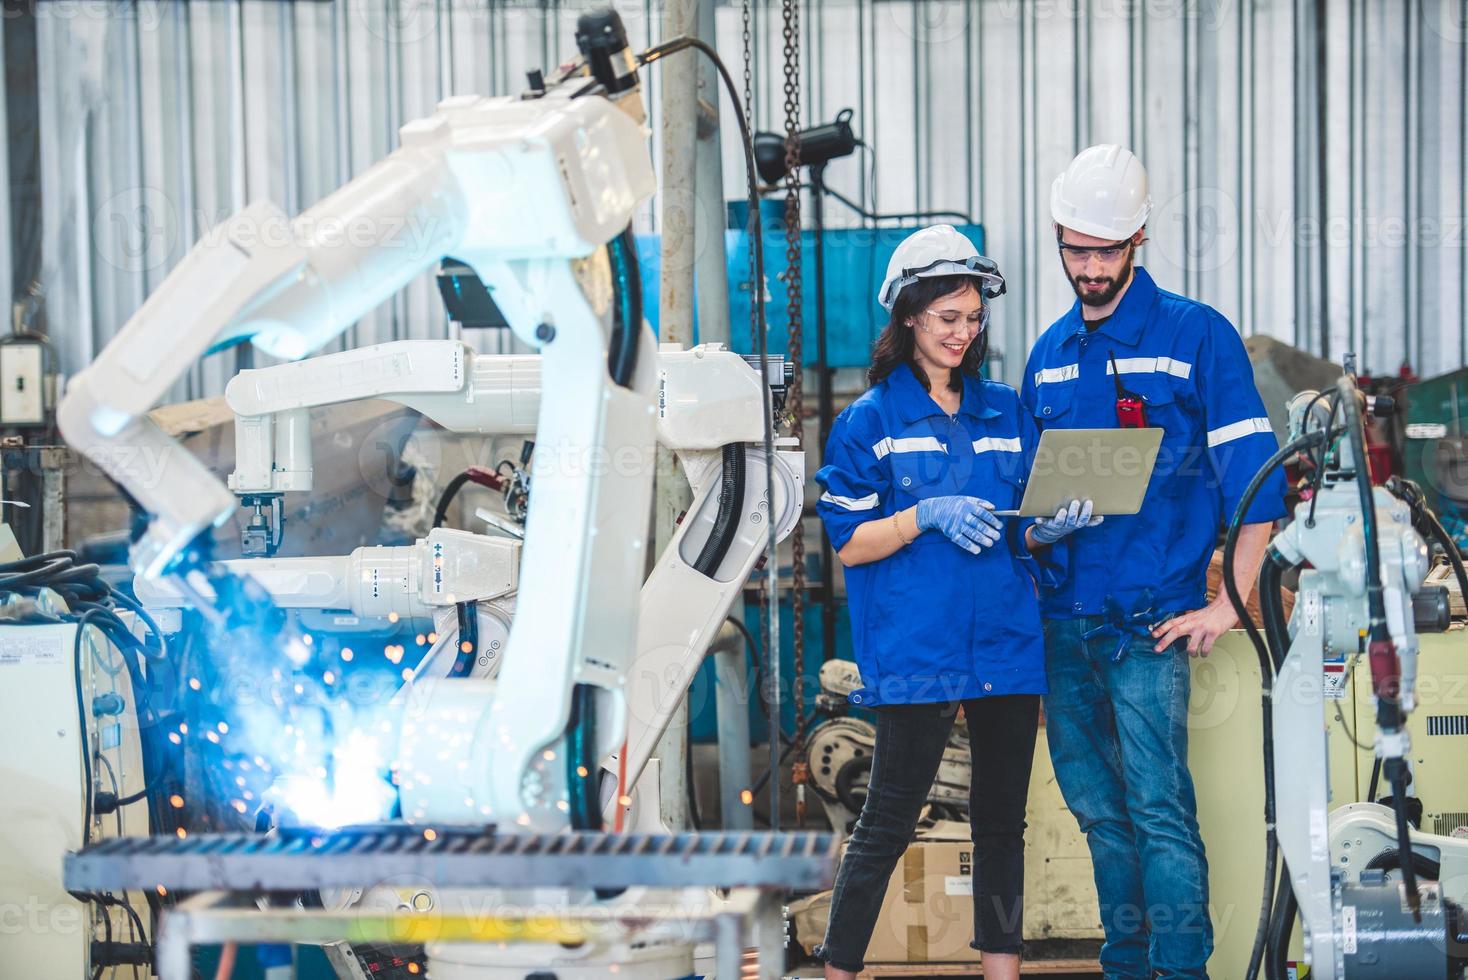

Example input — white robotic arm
[222,339,778,553]
[159,341,800,829]
[59,83,653,578]
[133,526,519,623]
[1261,377,1462,979]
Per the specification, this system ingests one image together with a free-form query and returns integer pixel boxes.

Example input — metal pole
[156,910,193,980]
[812,166,837,664]
[652,0,700,832]
[656,700,691,830]
[3,2,40,301]
[715,908,744,980]
[754,890,785,980]
[693,0,731,347]
[659,0,699,347]
[712,622,754,830]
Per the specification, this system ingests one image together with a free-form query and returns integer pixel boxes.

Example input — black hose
[1386,759,1420,903]
[1259,555,1291,673]
[1242,553,1293,980]
[1342,378,1421,914]
[1366,846,1442,881]
[566,684,602,831]
[73,611,102,846]
[1341,381,1392,702]
[684,706,702,831]
[432,471,476,529]
[1367,756,1382,802]
[0,548,77,571]
[0,554,80,588]
[107,587,170,663]
[1266,859,1298,980]
[1246,556,1288,980]
[606,225,642,389]
[692,444,746,576]
[636,33,781,818]
[1223,429,1325,677]
[107,770,167,810]
[1224,428,1329,980]
[1421,505,1468,616]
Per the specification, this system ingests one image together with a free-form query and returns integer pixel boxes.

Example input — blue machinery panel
[635,206,985,367]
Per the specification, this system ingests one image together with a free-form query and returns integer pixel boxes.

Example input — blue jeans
[815,696,1040,972]
[1043,617,1212,980]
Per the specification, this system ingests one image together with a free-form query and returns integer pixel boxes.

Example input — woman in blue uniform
[813,226,1101,980]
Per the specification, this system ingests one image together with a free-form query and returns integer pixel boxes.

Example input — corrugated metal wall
[1,12,11,331]
[19,0,1468,395]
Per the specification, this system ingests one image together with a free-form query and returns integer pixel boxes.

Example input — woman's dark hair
[867,274,989,390]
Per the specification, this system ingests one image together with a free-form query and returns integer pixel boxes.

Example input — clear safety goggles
[916,304,991,338]
[1056,236,1135,264]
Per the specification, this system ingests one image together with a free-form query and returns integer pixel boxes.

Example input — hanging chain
[779,0,809,826]
[741,0,781,821]
[742,0,757,355]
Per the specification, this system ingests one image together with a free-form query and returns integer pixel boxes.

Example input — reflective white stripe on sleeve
[972,436,1023,454]
[820,491,879,511]
[1207,417,1273,447]
[1033,364,1080,386]
[1105,356,1193,380]
[871,436,947,459]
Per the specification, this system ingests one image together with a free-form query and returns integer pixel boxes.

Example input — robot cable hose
[1222,424,1334,980]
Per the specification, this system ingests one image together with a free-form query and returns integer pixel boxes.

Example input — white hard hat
[877,224,1006,312]
[1050,144,1152,241]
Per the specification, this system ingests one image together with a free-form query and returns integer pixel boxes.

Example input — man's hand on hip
[1150,599,1239,657]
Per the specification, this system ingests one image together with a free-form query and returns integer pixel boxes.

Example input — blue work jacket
[1019,267,1288,620]
[816,366,1047,707]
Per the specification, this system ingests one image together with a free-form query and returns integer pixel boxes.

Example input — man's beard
[1070,251,1135,308]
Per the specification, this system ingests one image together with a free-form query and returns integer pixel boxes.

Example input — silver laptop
[994,427,1163,517]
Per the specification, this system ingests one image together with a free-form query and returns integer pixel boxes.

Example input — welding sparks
[263,727,396,829]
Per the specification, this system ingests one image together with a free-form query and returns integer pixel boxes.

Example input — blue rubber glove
[915,495,1004,555]
[1031,498,1104,545]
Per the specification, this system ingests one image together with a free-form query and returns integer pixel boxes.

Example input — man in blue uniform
[1020,145,1288,980]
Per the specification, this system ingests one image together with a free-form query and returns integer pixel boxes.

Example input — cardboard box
[789,821,982,965]
[864,825,981,965]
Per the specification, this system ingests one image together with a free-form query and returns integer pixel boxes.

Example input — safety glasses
[1056,237,1133,263]
[917,304,990,338]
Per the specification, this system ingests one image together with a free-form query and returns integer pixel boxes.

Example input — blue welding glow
[265,727,398,828]
[284,636,312,668]
[192,605,409,828]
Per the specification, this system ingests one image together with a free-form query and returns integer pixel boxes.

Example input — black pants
[815,694,1041,972]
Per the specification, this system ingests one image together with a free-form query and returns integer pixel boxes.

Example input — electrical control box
[0,341,47,425]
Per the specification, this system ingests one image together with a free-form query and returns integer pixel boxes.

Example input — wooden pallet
[857,959,1101,977]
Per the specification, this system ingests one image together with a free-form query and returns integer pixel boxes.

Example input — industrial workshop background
[5,0,1467,396]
